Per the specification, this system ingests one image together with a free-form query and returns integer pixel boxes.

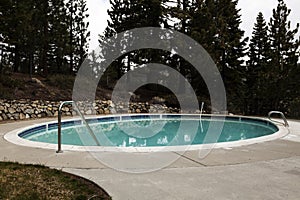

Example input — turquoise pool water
[20,115,279,147]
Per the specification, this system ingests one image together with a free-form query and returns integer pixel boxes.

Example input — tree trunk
[14,45,20,72]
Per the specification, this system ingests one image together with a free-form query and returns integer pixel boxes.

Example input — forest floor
[0,73,111,101]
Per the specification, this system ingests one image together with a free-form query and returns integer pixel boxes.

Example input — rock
[26,114,30,119]
[19,100,27,104]
[25,109,33,114]
[19,113,26,120]
[0,106,4,111]
[54,111,59,117]
[86,110,92,115]
[136,109,141,113]
[8,107,16,114]
[98,109,104,114]
[31,78,46,88]
[13,113,20,120]
[1,114,7,120]
[46,110,53,117]
[104,109,110,114]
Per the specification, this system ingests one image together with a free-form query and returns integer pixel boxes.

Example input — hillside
[0,73,112,101]
[0,73,181,107]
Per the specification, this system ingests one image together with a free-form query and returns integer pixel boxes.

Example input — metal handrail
[56,101,100,153]
[268,111,289,127]
[199,102,204,132]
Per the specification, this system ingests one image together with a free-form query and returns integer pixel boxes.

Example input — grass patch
[0,162,111,200]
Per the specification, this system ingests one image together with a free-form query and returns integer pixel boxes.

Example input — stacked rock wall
[0,100,180,121]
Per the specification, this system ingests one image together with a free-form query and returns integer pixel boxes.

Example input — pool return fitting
[56,101,100,153]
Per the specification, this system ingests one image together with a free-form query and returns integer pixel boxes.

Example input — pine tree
[268,0,300,112]
[214,0,247,112]
[190,0,216,53]
[35,0,50,75]
[66,0,90,74]
[48,0,70,73]
[73,0,90,72]
[246,12,270,115]
[188,0,247,112]
[1,0,33,73]
[100,0,165,81]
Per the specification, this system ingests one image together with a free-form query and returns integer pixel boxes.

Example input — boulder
[104,109,110,114]
[13,113,20,120]
[8,107,16,114]
[2,114,8,120]
[19,113,26,120]
[25,109,33,114]
[46,110,53,117]
[86,110,92,115]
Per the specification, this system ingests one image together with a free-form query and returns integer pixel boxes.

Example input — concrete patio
[1,118,300,200]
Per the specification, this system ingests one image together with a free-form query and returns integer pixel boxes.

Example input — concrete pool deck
[0,117,300,199]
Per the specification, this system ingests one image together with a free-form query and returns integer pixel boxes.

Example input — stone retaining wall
[0,99,180,121]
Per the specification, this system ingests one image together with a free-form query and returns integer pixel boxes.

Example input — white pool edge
[4,114,289,153]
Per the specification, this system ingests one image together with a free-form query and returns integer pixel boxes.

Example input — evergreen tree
[246,12,270,115]
[102,0,140,77]
[189,0,248,112]
[66,0,90,74]
[73,0,90,72]
[1,0,32,73]
[268,0,300,112]
[48,0,70,73]
[214,0,247,112]
[190,0,216,53]
[0,0,90,75]
[100,0,165,82]
[35,0,50,75]
[168,0,194,93]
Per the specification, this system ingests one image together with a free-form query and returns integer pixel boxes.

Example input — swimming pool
[5,114,283,152]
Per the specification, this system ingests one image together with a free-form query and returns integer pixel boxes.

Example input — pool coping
[4,114,289,153]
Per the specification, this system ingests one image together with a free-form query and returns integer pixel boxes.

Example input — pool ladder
[56,101,100,153]
[268,111,289,127]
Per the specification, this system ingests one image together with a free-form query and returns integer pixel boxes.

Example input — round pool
[4,114,285,152]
